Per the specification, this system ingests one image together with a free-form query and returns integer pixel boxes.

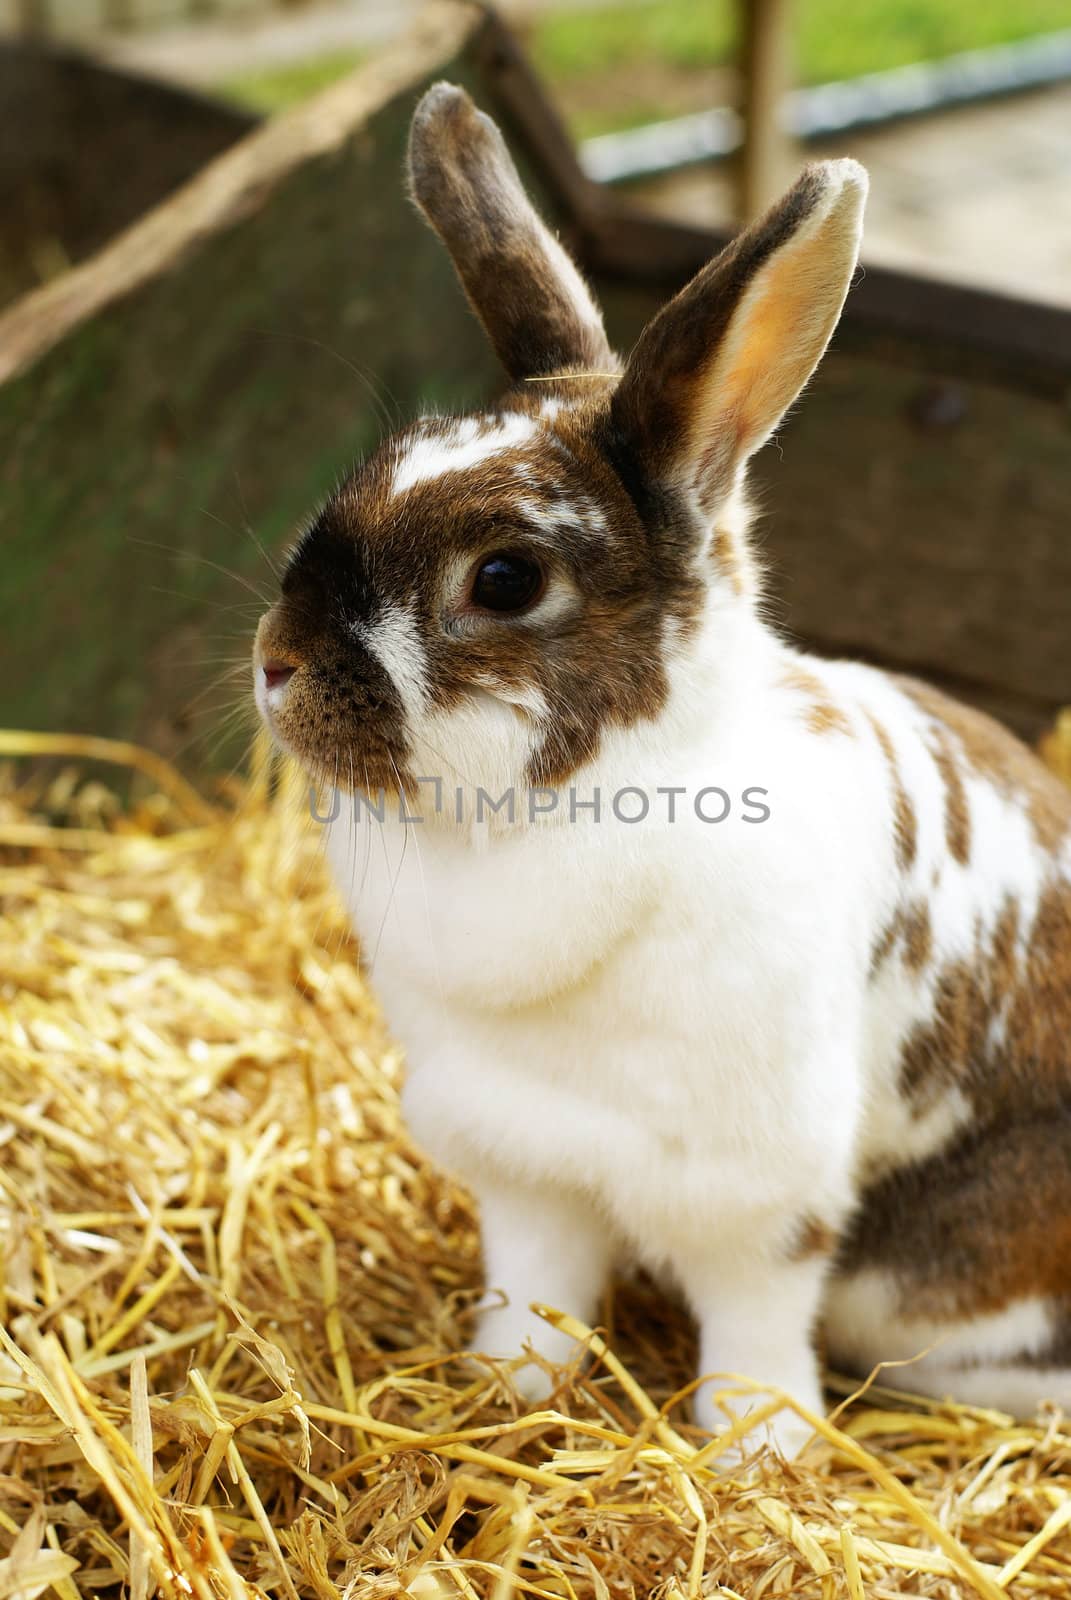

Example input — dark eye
[470,551,545,614]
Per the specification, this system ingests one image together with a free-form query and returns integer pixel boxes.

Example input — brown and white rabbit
[254,83,1071,1457]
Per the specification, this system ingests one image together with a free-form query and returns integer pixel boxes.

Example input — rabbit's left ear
[611,161,867,511]
[408,83,613,381]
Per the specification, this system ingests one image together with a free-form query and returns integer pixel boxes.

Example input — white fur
[513,492,609,541]
[325,596,866,1453]
[392,415,536,496]
[826,1271,1054,1369]
[318,589,1068,1454]
[920,1367,1071,1414]
[353,602,429,720]
[824,1272,1065,1416]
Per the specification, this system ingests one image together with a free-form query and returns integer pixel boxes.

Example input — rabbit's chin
[260,720,413,804]
[403,694,544,818]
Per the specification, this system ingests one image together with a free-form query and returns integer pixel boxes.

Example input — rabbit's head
[255,84,867,804]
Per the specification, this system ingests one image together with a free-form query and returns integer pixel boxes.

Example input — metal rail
[581,29,1071,185]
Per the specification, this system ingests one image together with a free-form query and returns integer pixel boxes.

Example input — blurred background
[4,0,1070,308]
[1,0,1068,774]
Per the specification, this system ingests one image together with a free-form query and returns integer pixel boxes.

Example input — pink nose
[262,660,295,692]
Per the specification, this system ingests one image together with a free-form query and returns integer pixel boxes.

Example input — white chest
[327,797,866,1262]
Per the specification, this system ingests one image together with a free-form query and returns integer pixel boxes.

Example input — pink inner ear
[689,224,851,472]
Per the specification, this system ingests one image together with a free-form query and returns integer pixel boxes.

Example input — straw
[1,721,1070,1598]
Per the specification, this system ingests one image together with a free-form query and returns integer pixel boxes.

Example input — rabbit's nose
[262,660,295,692]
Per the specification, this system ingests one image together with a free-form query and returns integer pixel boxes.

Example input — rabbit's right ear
[408,83,613,382]
[611,161,867,514]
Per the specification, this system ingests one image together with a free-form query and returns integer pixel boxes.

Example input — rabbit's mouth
[253,613,413,799]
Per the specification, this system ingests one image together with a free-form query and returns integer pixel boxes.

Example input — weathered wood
[0,4,497,768]
[0,41,253,311]
[15,0,48,34]
[0,9,473,383]
[595,279,1071,741]
[750,355,1071,741]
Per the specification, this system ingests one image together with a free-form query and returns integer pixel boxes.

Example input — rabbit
[253,81,1071,1459]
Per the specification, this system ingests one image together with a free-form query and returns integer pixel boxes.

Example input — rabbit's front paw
[469,1171,611,1401]
[690,1254,829,1464]
[469,1299,580,1393]
[692,1378,819,1464]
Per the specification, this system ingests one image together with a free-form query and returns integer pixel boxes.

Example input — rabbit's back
[809,662,1071,1407]
[845,668,1071,1161]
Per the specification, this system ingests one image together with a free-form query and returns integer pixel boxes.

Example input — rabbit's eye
[470,552,545,614]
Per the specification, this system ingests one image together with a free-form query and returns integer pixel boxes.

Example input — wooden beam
[738,0,794,221]
[14,0,49,36]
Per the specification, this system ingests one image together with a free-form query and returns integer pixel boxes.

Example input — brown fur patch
[866,714,918,872]
[787,1214,838,1261]
[902,677,1070,856]
[836,1111,1071,1320]
[408,84,613,382]
[779,664,853,738]
[869,899,934,977]
[869,909,904,976]
[712,527,744,595]
[925,721,972,865]
[898,882,1071,1128]
[256,392,710,792]
[901,902,934,972]
[807,702,852,738]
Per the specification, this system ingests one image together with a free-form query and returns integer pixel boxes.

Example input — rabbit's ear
[408,83,613,381]
[611,161,867,511]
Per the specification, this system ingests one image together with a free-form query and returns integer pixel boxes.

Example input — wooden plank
[0,2,478,385]
[0,3,499,766]
[581,204,1071,399]
[0,42,253,311]
[14,0,48,34]
[596,280,1071,740]
[750,354,1071,739]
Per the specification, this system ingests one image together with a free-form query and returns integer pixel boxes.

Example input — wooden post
[15,0,49,35]
[103,0,134,33]
[737,0,794,223]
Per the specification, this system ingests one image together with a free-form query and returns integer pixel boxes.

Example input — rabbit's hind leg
[823,1112,1071,1420]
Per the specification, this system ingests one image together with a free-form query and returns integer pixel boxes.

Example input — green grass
[219,49,364,113]
[531,2,733,79]
[531,0,1071,83]
[530,0,1071,133]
